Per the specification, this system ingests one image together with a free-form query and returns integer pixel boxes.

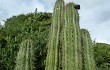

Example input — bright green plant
[80,29,96,70]
[45,0,65,70]
[14,39,35,70]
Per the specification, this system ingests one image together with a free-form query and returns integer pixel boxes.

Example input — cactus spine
[62,3,82,70]
[15,39,34,70]
[45,0,65,70]
[80,29,96,70]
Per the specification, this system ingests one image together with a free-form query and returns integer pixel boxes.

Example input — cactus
[45,0,96,70]
[45,0,65,70]
[14,39,34,70]
[62,3,82,70]
[75,7,82,70]
[80,29,96,70]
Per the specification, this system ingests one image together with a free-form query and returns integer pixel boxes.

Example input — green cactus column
[80,29,96,70]
[45,0,65,70]
[75,8,82,70]
[14,39,34,70]
[62,3,82,70]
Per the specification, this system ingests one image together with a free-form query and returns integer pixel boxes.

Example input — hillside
[0,12,52,70]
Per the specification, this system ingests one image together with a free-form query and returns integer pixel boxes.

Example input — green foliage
[0,12,51,70]
[94,43,110,70]
[80,29,96,70]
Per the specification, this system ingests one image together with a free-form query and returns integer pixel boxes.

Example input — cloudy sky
[0,0,110,44]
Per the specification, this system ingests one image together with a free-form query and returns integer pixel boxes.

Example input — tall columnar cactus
[62,3,82,70]
[15,39,34,70]
[80,29,96,70]
[45,0,65,70]
[75,7,82,70]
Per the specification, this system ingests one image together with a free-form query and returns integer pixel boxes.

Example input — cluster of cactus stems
[45,0,96,70]
[14,39,34,70]
[14,0,96,70]
[80,29,96,70]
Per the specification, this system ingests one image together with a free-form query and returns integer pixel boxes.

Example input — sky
[0,0,110,44]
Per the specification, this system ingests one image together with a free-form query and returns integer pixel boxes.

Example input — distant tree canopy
[94,43,110,70]
[0,12,52,70]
